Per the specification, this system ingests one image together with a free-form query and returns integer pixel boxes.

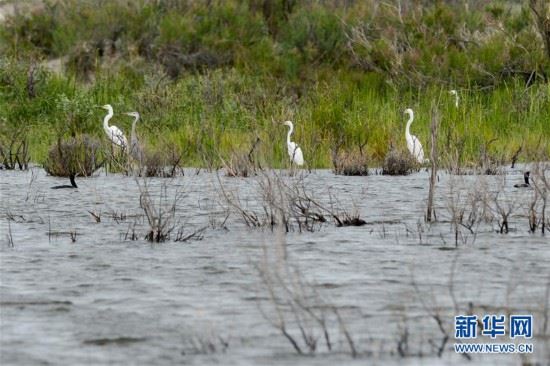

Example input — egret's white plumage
[102,104,128,148]
[450,89,459,108]
[404,108,426,164]
[283,120,304,166]
[124,111,143,162]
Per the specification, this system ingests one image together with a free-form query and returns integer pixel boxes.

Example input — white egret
[283,120,304,166]
[124,111,143,162]
[404,108,427,164]
[449,90,459,108]
[101,104,128,149]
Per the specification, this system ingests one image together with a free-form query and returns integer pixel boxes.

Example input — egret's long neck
[287,124,293,144]
[454,95,459,108]
[131,116,139,137]
[103,110,113,130]
[405,112,414,137]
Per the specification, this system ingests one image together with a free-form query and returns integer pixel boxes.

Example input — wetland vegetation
[0,0,549,170]
[1,1,550,365]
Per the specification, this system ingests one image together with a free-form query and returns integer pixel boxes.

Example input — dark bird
[51,174,78,189]
[514,171,530,188]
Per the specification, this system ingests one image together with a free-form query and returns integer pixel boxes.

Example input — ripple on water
[1,167,549,365]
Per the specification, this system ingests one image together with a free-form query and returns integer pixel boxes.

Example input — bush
[280,5,347,65]
[142,143,184,178]
[157,45,231,79]
[331,149,369,176]
[223,151,255,177]
[65,43,98,81]
[0,127,30,170]
[43,135,103,177]
[382,148,417,176]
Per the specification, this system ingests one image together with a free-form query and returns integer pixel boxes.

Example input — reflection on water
[1,167,548,365]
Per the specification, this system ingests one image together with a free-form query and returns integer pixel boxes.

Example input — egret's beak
[124,112,133,116]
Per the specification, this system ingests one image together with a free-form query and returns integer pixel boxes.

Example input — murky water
[1,167,549,365]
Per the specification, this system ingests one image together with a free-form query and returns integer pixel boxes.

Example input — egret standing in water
[101,104,128,149]
[283,120,304,166]
[404,108,427,164]
[450,90,459,108]
[124,111,143,163]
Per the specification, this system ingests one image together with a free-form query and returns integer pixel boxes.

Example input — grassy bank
[1,0,549,168]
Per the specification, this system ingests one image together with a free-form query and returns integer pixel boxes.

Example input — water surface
[1,167,548,365]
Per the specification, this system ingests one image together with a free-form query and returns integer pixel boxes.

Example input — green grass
[1,64,548,168]
[0,0,549,168]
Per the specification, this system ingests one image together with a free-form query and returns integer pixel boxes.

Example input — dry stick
[259,247,357,356]
[544,275,550,336]
[7,132,18,168]
[490,189,518,234]
[448,252,460,315]
[288,299,316,353]
[88,210,101,223]
[0,145,6,167]
[510,145,522,168]
[528,183,540,233]
[137,178,183,242]
[256,235,327,355]
[299,188,343,226]
[275,268,331,352]
[7,220,14,248]
[447,181,462,246]
[410,274,449,357]
[255,261,304,355]
[481,138,498,174]
[215,172,261,227]
[530,0,550,60]
[15,138,29,170]
[426,107,440,222]
[24,168,37,202]
[1,127,27,169]
[333,307,358,357]
[174,226,207,242]
[538,166,548,234]
[542,192,547,235]
[247,136,261,164]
